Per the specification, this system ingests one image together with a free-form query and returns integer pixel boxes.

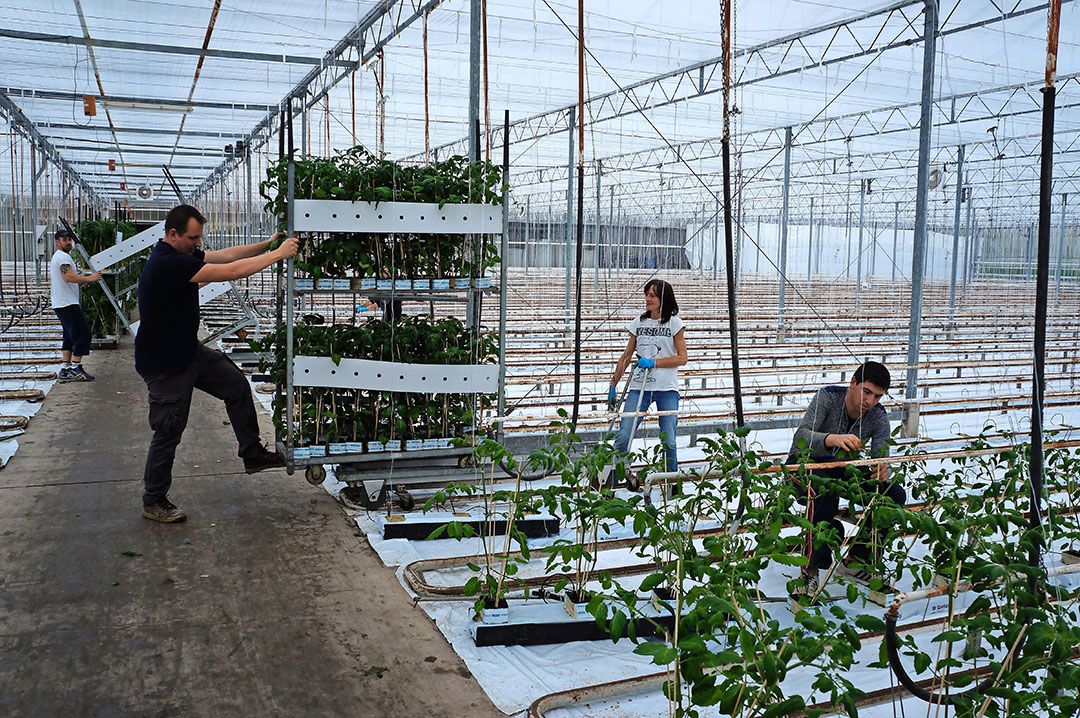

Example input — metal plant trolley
[275,196,508,509]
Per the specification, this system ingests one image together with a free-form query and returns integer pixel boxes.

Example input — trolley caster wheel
[457,454,475,469]
[394,488,416,511]
[304,464,327,485]
[340,481,389,510]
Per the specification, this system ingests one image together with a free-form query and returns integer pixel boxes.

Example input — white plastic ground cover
[0,439,18,468]
[418,547,1080,717]
[0,361,62,468]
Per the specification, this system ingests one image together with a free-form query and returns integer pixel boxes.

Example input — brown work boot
[243,445,286,474]
[143,498,187,523]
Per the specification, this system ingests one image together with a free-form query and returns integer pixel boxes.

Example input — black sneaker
[69,366,95,381]
[143,498,187,523]
[243,446,286,474]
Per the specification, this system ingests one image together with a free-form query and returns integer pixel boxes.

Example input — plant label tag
[294,278,314,291]
[329,442,350,454]
[307,445,327,458]
[412,279,431,290]
[482,605,509,624]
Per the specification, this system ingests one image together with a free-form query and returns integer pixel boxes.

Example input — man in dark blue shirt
[137,204,298,523]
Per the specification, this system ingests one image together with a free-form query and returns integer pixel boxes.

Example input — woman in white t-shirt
[608,279,687,477]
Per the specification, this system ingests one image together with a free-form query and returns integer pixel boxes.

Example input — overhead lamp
[104,99,194,113]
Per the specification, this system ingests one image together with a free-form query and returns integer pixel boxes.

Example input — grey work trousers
[140,344,262,507]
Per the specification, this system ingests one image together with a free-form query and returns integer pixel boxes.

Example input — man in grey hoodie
[786,361,906,602]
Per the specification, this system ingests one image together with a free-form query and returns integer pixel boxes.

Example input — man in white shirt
[49,229,101,381]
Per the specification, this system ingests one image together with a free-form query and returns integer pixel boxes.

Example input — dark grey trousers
[140,344,262,507]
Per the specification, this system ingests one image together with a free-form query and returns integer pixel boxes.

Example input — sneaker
[57,367,75,382]
[834,559,879,586]
[143,498,187,523]
[243,445,286,474]
[69,366,95,381]
[789,570,820,610]
[835,560,895,606]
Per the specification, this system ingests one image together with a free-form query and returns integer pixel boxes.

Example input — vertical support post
[892,201,899,282]
[904,0,939,402]
[948,145,964,327]
[1027,222,1036,280]
[845,209,852,277]
[497,110,510,444]
[720,0,745,430]
[300,103,309,156]
[564,107,576,332]
[962,185,974,284]
[1030,0,1062,595]
[755,216,760,274]
[30,145,40,282]
[971,216,981,280]
[807,196,814,282]
[856,177,866,305]
[245,145,253,244]
[285,104,297,467]
[712,195,720,285]
[608,186,614,278]
[594,159,601,290]
[468,0,481,162]
[778,126,792,337]
[1056,193,1068,296]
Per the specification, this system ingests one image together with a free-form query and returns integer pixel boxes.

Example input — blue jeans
[613,390,679,472]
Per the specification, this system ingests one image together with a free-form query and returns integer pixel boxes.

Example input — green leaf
[769,552,808,567]
[634,641,676,665]
[854,614,886,633]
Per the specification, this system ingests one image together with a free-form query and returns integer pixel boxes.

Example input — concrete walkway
[0,345,503,717]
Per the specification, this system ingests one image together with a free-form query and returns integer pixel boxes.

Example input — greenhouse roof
[0,0,1077,223]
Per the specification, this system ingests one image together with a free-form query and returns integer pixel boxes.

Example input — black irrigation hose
[883,607,1011,705]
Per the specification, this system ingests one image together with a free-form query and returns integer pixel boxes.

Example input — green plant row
[73,219,139,338]
[430,425,1080,717]
[259,146,503,279]
[252,317,498,444]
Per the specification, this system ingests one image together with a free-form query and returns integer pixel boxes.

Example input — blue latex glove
[607,386,618,411]
[636,357,656,369]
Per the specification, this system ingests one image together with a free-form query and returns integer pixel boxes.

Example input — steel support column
[807,196,814,282]
[903,0,939,402]
[948,145,964,325]
[469,0,481,161]
[857,178,867,304]
[564,107,575,329]
[778,126,792,335]
[594,160,601,289]
[1056,193,1068,295]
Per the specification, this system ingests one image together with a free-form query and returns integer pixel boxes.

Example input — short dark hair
[853,361,891,391]
[165,204,206,235]
[640,279,680,324]
[54,228,74,240]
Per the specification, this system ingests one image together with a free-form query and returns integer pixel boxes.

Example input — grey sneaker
[69,366,95,381]
[143,498,187,523]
